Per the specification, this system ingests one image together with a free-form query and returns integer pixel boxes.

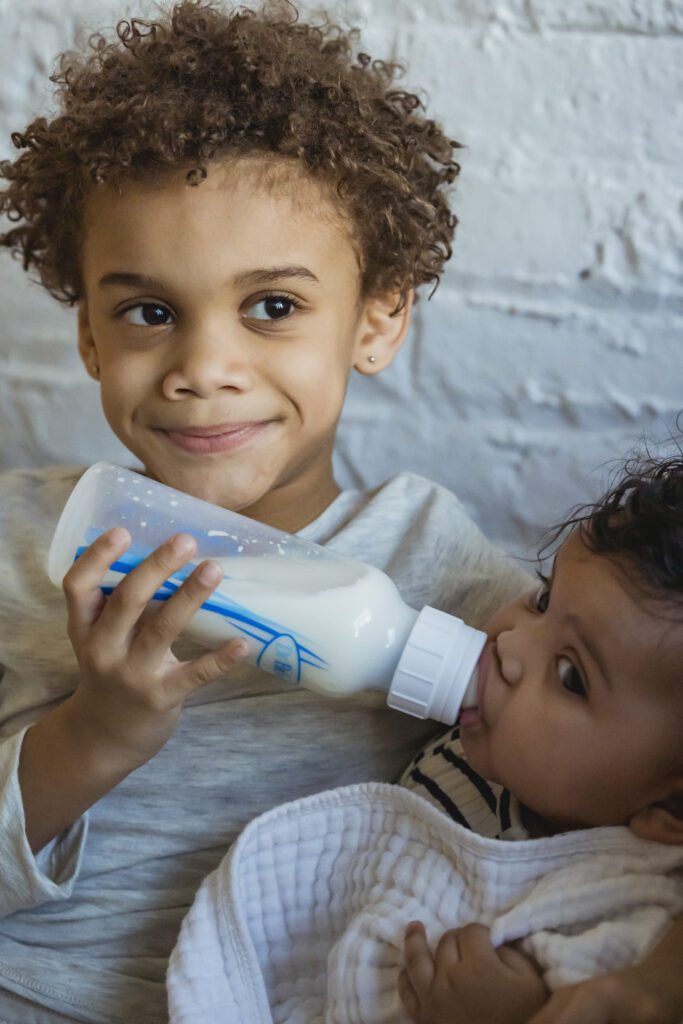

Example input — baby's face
[460,529,683,833]
[76,156,385,530]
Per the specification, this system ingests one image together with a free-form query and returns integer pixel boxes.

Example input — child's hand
[398,921,548,1024]
[62,527,248,766]
[527,967,683,1024]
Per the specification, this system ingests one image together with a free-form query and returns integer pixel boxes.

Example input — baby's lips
[458,706,482,727]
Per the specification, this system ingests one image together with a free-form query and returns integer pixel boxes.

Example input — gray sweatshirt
[0,466,531,1023]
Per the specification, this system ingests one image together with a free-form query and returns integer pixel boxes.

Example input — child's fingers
[130,558,224,665]
[446,922,497,966]
[496,941,544,978]
[62,527,132,641]
[403,921,435,994]
[397,968,421,1019]
[454,925,541,979]
[92,533,197,644]
[433,927,462,975]
[169,637,250,699]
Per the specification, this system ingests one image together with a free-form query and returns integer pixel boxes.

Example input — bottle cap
[387,606,487,724]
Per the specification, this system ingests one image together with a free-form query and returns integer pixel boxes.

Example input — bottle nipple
[462,667,479,708]
[387,607,487,724]
[457,665,481,727]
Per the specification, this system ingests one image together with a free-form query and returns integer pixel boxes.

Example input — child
[0,2,527,1019]
[166,453,683,1024]
[0,1,679,1021]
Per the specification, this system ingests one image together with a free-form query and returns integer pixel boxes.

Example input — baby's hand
[62,527,247,766]
[398,921,548,1024]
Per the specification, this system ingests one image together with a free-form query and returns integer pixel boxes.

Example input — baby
[398,450,683,1023]
[168,451,683,1024]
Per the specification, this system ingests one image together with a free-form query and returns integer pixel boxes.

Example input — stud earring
[368,355,377,364]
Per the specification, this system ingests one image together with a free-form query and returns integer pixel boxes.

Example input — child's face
[76,157,406,529]
[460,529,683,833]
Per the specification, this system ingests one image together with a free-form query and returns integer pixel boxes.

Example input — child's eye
[121,303,174,327]
[558,656,587,697]
[532,573,550,613]
[243,294,298,321]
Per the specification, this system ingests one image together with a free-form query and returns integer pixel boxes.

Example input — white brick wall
[1,0,681,557]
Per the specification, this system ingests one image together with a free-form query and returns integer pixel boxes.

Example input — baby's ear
[352,289,414,375]
[629,782,683,845]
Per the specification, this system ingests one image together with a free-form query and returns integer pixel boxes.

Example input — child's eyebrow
[98,271,164,290]
[233,266,320,288]
[98,266,320,291]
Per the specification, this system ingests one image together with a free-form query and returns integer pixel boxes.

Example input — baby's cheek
[487,725,550,798]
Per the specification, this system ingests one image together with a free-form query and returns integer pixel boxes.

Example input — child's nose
[163,332,254,399]
[495,630,524,687]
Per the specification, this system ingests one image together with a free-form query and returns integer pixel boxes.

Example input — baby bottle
[48,463,486,725]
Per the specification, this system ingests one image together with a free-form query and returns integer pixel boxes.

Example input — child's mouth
[160,421,272,454]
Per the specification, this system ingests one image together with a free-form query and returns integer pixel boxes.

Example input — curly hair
[0,0,460,307]
[543,451,683,605]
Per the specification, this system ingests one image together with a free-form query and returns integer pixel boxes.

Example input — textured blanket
[167,783,683,1024]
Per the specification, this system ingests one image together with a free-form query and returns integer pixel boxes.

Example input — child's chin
[143,455,261,500]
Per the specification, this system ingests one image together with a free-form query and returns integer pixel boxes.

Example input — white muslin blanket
[167,783,683,1023]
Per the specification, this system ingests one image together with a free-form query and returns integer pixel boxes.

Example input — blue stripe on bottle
[78,544,328,682]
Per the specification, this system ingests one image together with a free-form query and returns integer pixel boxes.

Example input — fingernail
[197,560,222,585]
[233,640,249,658]
[108,527,130,546]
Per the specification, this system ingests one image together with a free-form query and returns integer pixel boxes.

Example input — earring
[367,355,377,364]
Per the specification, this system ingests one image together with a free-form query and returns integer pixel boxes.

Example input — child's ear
[629,782,683,845]
[352,289,414,375]
[77,298,100,381]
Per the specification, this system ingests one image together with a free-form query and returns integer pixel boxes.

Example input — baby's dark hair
[0,0,460,308]
[546,452,683,605]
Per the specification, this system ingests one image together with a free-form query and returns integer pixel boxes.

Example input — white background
[1,0,681,557]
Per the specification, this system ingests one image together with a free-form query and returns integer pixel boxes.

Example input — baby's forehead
[606,584,683,703]
[639,605,683,693]
[552,530,683,667]
[555,528,669,601]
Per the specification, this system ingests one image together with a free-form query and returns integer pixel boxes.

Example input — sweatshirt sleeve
[0,727,87,916]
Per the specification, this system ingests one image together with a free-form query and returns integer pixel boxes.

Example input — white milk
[180,555,419,696]
[103,555,418,697]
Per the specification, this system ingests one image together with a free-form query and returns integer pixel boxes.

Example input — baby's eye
[558,656,586,698]
[532,577,550,613]
[243,295,296,321]
[122,303,173,327]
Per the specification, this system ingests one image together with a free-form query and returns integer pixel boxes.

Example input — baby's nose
[495,630,523,687]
